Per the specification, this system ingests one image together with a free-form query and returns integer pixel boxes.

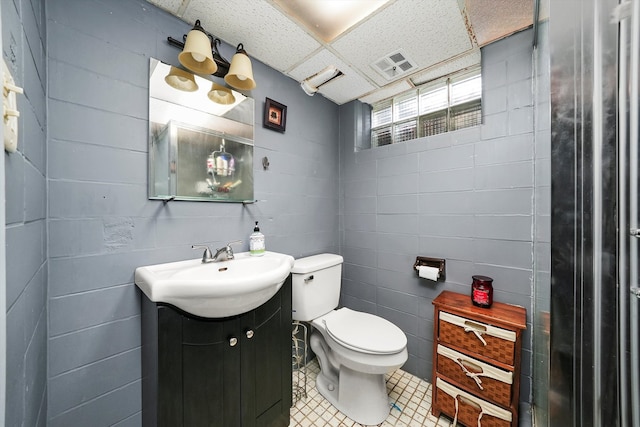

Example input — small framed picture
[263,98,287,133]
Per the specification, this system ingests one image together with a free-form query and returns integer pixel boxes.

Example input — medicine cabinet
[148,58,254,202]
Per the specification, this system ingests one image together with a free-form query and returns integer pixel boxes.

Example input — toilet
[291,253,408,425]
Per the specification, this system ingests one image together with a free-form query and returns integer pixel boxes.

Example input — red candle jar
[471,275,493,308]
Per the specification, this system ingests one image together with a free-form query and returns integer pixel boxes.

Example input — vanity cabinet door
[182,315,242,427]
[240,275,292,427]
[147,304,243,427]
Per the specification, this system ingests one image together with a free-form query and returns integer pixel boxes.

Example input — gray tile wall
[46,0,339,425]
[338,29,537,404]
[3,0,48,425]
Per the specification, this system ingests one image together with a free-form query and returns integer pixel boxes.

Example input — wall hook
[262,156,270,170]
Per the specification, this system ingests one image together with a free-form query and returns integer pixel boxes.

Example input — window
[370,69,481,147]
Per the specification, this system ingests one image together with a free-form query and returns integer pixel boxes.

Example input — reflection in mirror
[148,58,255,202]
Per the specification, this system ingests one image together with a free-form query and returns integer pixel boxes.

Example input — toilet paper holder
[413,256,446,281]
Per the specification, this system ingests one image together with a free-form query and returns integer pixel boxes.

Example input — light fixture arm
[235,43,247,55]
[211,38,230,77]
[190,19,207,35]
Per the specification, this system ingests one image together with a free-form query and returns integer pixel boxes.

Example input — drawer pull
[463,321,488,346]
[456,358,485,390]
[457,395,482,411]
[454,395,485,427]
[463,320,487,332]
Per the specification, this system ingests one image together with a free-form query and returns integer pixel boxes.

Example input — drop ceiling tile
[288,50,376,105]
[358,80,414,105]
[411,49,481,86]
[464,0,533,46]
[180,0,322,72]
[332,0,473,87]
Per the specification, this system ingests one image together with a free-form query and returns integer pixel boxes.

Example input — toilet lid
[323,308,407,355]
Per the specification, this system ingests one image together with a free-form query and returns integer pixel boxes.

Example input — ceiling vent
[372,49,417,80]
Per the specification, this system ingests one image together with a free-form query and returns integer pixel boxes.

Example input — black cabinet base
[142,276,292,427]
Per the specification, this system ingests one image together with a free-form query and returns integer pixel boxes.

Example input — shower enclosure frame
[548,0,639,425]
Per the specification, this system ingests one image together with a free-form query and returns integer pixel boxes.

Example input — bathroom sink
[135,251,295,318]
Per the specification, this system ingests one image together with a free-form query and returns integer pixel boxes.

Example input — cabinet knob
[229,337,238,347]
[245,329,254,339]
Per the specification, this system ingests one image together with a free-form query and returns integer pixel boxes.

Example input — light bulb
[237,74,247,81]
[191,52,206,62]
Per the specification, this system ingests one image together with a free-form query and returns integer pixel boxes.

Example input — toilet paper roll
[418,265,440,281]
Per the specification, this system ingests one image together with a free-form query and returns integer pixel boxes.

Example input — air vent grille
[372,49,417,80]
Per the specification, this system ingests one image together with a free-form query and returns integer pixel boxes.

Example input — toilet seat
[322,308,407,355]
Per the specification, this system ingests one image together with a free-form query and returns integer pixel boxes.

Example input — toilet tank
[291,253,343,321]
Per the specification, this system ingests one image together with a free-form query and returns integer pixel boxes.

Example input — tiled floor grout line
[290,359,454,427]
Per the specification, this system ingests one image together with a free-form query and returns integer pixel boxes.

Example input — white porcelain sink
[135,251,295,318]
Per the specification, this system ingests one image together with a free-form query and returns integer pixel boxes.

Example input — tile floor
[290,359,455,427]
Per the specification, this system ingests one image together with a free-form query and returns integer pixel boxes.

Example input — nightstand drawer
[435,378,512,427]
[438,312,516,366]
[437,344,513,407]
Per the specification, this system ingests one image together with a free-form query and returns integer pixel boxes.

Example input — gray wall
[339,29,537,404]
[45,0,338,425]
[3,0,48,425]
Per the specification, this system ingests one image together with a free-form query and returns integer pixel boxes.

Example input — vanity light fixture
[177,20,217,75]
[208,82,236,105]
[224,44,256,90]
[168,20,257,91]
[164,66,199,92]
[300,65,343,96]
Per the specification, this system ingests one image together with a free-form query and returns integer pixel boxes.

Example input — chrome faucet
[192,241,242,263]
[213,240,242,262]
[192,245,214,263]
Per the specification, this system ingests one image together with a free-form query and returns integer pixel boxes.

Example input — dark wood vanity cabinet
[142,276,292,427]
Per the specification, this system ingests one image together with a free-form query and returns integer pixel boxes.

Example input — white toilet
[291,253,408,425]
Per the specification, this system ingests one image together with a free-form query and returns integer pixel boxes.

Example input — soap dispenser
[249,221,265,256]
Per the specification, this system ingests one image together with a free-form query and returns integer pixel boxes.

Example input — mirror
[148,58,254,202]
